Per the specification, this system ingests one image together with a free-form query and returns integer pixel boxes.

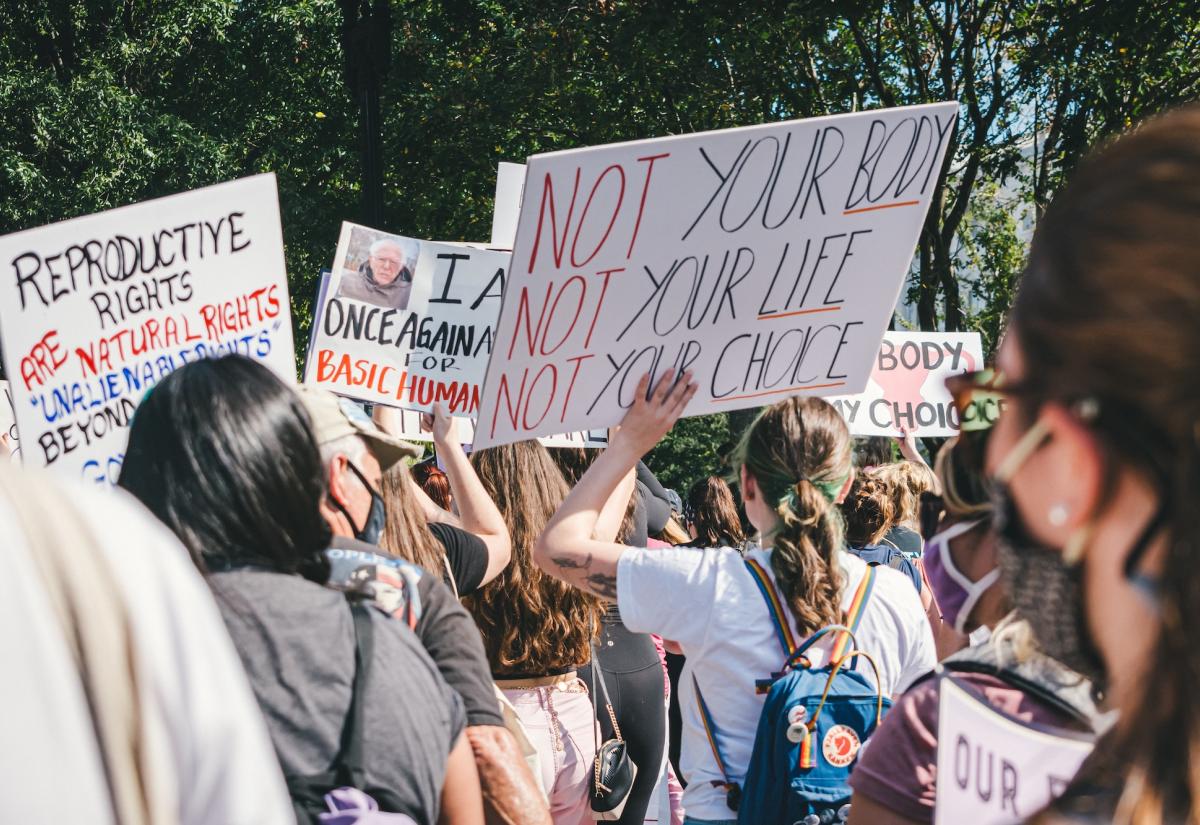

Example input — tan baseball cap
[297,387,423,470]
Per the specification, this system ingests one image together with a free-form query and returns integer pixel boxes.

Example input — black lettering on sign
[429,252,470,304]
[682,126,846,241]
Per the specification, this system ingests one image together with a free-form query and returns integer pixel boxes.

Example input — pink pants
[501,678,597,825]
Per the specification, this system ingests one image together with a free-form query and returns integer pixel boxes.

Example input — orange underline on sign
[719,381,847,403]
[757,306,842,321]
[842,200,920,215]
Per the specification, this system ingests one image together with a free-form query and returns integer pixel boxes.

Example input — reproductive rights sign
[472,102,958,448]
[0,174,295,481]
[829,331,983,437]
[304,223,509,415]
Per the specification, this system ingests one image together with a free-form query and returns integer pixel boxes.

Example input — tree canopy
[2,0,1198,490]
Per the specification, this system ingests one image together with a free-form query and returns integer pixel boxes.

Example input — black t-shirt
[325,537,505,728]
[429,521,488,596]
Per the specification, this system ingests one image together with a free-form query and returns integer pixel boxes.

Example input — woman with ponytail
[535,374,935,825]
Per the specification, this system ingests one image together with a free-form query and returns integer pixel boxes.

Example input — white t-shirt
[0,477,294,825]
[617,545,936,822]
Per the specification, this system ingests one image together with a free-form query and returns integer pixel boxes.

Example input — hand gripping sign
[472,102,959,448]
[0,174,295,482]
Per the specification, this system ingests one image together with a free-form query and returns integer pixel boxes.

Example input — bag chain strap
[590,645,623,795]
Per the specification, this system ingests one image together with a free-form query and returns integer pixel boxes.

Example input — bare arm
[466,725,552,825]
[896,430,943,496]
[439,733,485,825]
[846,792,925,825]
[534,370,697,600]
[593,465,636,543]
[425,405,512,585]
[371,405,470,527]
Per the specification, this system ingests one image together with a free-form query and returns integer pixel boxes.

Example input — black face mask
[333,461,387,546]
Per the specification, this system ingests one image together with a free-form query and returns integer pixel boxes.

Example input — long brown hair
[731,397,851,636]
[685,475,746,548]
[464,441,602,675]
[1013,105,1200,824]
[379,462,445,575]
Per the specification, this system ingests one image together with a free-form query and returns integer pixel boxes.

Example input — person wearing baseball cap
[297,387,423,546]
[297,388,551,825]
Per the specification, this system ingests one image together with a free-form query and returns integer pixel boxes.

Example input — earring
[1063,526,1093,566]
[1048,504,1069,527]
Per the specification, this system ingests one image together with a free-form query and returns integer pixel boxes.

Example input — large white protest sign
[472,102,959,448]
[303,223,508,416]
[374,404,608,449]
[490,162,526,249]
[0,174,295,482]
[829,331,983,437]
[934,676,1093,825]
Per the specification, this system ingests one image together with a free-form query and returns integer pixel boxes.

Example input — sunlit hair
[873,460,937,528]
[655,517,692,546]
[841,470,895,547]
[379,462,446,576]
[730,397,851,636]
[465,441,602,674]
[685,475,746,549]
[412,462,452,511]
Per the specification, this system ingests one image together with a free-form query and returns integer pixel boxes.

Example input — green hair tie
[779,475,847,510]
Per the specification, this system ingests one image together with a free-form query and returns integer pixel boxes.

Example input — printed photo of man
[336,236,417,310]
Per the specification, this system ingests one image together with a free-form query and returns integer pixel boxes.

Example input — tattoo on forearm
[550,553,617,598]
[550,553,592,571]
[584,572,618,599]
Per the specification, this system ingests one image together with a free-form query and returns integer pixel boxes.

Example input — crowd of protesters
[6,103,1200,825]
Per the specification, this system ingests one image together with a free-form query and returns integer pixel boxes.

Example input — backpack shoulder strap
[744,558,797,658]
[830,565,877,663]
[330,598,376,785]
[692,674,742,811]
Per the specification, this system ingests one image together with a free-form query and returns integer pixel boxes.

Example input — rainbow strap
[831,565,877,662]
[745,558,798,656]
[744,558,877,664]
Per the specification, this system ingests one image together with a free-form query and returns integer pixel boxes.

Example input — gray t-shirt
[209,568,464,825]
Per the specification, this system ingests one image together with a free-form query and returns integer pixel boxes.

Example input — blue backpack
[848,543,923,594]
[694,560,891,825]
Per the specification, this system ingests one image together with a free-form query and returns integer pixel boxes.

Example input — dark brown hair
[465,441,602,675]
[1013,104,1200,824]
[731,397,851,636]
[685,475,746,549]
